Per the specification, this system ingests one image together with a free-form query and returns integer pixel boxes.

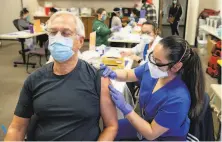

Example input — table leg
[13,39,36,67]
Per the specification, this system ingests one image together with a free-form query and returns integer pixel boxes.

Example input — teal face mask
[101,15,107,21]
[48,35,75,62]
[120,14,123,18]
[26,15,30,21]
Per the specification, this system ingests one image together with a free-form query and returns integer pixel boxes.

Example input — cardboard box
[207,35,217,56]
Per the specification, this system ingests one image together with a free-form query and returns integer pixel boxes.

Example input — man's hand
[109,85,133,116]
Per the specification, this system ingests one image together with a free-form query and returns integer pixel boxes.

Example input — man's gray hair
[47,11,85,38]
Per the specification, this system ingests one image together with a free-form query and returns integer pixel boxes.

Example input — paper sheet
[34,19,41,33]
[89,32,96,50]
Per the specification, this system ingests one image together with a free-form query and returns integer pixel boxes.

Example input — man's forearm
[98,126,118,141]
[4,130,25,141]
[4,127,26,141]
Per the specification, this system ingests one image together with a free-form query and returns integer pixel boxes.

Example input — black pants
[170,20,180,36]
[37,34,48,48]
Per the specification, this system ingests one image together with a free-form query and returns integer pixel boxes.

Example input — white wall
[0,0,21,34]
[23,0,159,20]
[198,0,222,14]
[23,0,135,15]
[185,0,199,45]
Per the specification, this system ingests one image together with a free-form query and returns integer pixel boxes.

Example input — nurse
[93,8,121,46]
[121,20,162,65]
[101,36,205,141]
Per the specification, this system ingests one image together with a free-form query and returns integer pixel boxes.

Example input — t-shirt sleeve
[134,63,146,81]
[154,98,189,129]
[14,77,34,118]
[95,69,103,97]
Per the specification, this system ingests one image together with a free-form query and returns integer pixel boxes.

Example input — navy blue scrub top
[134,63,191,137]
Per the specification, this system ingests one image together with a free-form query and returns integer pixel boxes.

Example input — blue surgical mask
[49,35,74,62]
[101,15,107,21]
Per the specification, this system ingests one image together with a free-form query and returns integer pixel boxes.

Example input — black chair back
[13,19,20,31]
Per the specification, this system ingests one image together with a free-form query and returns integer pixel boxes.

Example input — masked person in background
[18,8,32,31]
[17,8,34,50]
[168,0,182,36]
[101,36,205,141]
[110,7,123,29]
[141,0,157,23]
[93,8,120,46]
[128,8,140,27]
[5,11,118,141]
[121,20,162,65]
[109,7,124,47]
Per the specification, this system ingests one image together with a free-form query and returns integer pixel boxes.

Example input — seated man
[5,11,118,141]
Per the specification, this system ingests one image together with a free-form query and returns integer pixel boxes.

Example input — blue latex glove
[109,85,133,116]
[100,64,117,79]
[111,26,121,32]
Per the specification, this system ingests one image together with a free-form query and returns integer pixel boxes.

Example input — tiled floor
[0,40,218,140]
[161,25,185,38]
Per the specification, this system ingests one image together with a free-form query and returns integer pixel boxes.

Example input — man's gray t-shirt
[14,59,102,141]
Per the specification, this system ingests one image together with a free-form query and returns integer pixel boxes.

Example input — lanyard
[143,44,149,60]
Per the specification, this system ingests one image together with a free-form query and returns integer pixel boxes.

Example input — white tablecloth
[209,84,222,120]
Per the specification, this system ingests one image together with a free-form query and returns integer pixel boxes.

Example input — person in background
[50,7,58,15]
[18,8,31,31]
[101,36,205,141]
[93,8,120,46]
[141,0,157,23]
[121,20,162,65]
[5,11,118,141]
[109,7,124,47]
[131,8,140,23]
[17,8,34,49]
[128,8,140,27]
[168,0,182,36]
[110,7,123,29]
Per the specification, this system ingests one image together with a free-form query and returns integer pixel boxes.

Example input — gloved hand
[111,26,122,32]
[109,85,133,116]
[100,64,117,79]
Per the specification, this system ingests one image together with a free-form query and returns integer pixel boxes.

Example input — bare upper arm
[100,77,118,128]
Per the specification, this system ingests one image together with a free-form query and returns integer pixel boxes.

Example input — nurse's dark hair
[109,7,120,28]
[132,8,140,17]
[142,20,160,35]
[159,36,205,119]
[96,8,105,16]
[20,8,29,17]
